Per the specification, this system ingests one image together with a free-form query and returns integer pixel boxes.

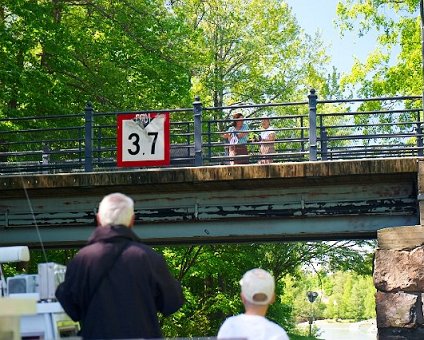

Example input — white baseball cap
[240,268,275,305]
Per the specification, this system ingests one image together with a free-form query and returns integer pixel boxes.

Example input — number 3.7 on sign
[117,112,170,167]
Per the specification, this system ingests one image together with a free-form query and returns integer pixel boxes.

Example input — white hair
[97,193,134,227]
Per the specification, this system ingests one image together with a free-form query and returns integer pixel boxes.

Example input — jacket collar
[87,225,140,244]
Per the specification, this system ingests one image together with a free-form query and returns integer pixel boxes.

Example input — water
[300,320,377,340]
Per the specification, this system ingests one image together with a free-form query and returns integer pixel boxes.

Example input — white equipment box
[20,301,79,339]
[38,262,66,301]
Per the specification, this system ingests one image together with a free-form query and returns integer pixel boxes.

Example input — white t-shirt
[217,314,290,340]
[260,126,275,141]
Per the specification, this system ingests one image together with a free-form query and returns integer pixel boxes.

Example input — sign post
[117,112,170,167]
[306,291,318,337]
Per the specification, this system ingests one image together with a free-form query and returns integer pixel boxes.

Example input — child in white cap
[217,268,289,340]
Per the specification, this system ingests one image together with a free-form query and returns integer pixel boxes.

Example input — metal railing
[0,89,422,175]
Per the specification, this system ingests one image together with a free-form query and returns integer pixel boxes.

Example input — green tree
[157,240,374,337]
[172,0,331,109]
[335,0,422,98]
[0,0,193,119]
[2,240,375,337]
[287,270,377,322]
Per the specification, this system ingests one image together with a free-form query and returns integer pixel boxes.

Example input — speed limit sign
[117,112,170,167]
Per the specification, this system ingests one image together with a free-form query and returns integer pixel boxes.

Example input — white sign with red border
[117,112,170,167]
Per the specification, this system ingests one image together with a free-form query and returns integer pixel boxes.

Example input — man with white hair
[56,192,184,339]
[217,268,289,340]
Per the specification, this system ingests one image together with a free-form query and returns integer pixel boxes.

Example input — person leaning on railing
[222,112,250,165]
[258,115,276,164]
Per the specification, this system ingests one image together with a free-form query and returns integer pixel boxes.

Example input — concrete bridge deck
[0,157,422,248]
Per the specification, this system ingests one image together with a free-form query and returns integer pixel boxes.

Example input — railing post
[417,123,423,156]
[321,127,328,160]
[41,143,50,174]
[84,102,94,172]
[300,116,305,154]
[207,121,212,162]
[193,96,203,166]
[308,89,318,161]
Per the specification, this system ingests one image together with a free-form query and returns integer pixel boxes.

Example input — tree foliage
[0,0,335,121]
[283,269,376,323]
[0,0,193,118]
[335,0,423,98]
[156,240,374,337]
[172,0,331,109]
[1,240,375,337]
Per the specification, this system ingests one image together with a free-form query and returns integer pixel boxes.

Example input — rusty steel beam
[0,215,419,248]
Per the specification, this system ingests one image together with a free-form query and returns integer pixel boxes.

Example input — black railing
[0,90,422,175]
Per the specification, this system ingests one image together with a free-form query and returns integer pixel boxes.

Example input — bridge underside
[0,158,421,248]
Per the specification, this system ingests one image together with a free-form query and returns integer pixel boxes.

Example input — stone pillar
[374,226,424,339]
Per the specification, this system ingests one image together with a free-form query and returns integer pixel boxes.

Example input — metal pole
[418,0,424,156]
[420,0,424,135]
[193,96,203,166]
[308,89,318,161]
[309,318,312,337]
[84,102,93,172]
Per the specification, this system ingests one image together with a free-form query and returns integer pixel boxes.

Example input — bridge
[1,90,424,247]
[0,157,422,248]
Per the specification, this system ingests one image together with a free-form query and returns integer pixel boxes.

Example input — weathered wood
[0,158,419,197]
[378,226,424,250]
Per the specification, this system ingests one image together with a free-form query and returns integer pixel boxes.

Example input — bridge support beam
[374,226,424,339]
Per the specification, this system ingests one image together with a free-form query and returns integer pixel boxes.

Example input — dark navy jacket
[55,225,184,339]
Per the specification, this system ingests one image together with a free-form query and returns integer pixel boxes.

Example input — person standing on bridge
[55,192,184,339]
[217,268,289,340]
[258,115,276,164]
[222,112,250,165]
